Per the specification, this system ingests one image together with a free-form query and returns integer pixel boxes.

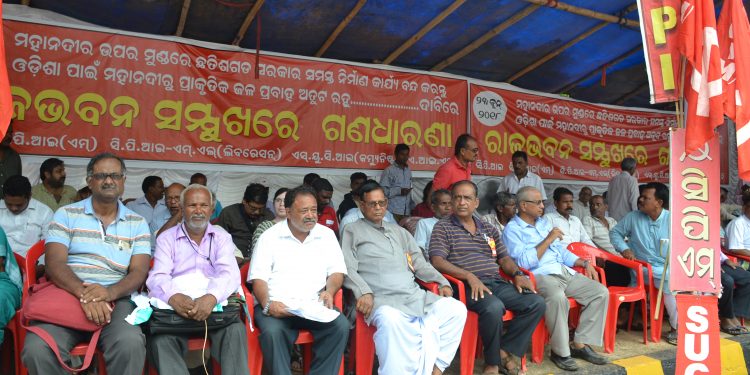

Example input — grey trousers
[148,321,249,375]
[536,267,609,357]
[21,298,146,375]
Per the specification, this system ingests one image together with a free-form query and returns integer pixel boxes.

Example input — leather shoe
[570,345,609,365]
[550,352,578,371]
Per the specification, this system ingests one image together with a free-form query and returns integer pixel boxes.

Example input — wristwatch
[513,270,525,277]
[262,300,272,316]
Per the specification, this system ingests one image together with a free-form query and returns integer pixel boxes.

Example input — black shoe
[550,352,579,371]
[570,345,609,365]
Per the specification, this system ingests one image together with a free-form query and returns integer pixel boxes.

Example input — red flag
[677,0,724,154]
[718,0,750,181]
[0,3,12,139]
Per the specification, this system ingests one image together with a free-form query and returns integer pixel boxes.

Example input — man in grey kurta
[341,181,466,375]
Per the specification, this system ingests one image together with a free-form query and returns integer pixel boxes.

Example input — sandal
[738,326,750,334]
[499,354,523,375]
[721,326,744,336]
[666,330,678,345]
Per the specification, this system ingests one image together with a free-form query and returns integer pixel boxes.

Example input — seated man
[504,186,609,371]
[250,186,349,375]
[155,183,186,238]
[147,184,248,375]
[610,182,677,344]
[430,181,544,375]
[342,181,466,375]
[312,178,339,234]
[572,187,592,220]
[126,175,170,236]
[718,251,750,335]
[414,188,452,258]
[23,153,150,375]
[216,183,273,260]
[543,187,595,248]
[582,195,630,287]
[727,194,750,259]
[0,226,22,345]
[339,180,397,230]
[337,172,366,221]
[0,175,53,256]
[481,192,517,236]
[31,157,77,212]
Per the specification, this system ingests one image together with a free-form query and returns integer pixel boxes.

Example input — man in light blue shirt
[609,182,677,344]
[503,186,609,371]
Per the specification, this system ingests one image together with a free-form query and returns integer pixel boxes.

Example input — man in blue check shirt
[503,186,609,371]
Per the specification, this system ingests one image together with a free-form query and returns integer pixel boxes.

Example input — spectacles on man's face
[364,200,388,208]
[522,200,544,206]
[89,173,125,181]
[464,147,479,154]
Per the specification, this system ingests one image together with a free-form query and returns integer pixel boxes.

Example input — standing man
[250,185,349,375]
[0,175,53,256]
[430,181,545,375]
[31,158,77,212]
[156,183,186,237]
[147,184,248,375]
[433,134,477,191]
[312,178,339,234]
[126,176,171,236]
[504,186,609,371]
[609,182,677,344]
[341,181,466,375]
[215,183,273,260]
[543,187,595,248]
[23,153,151,375]
[572,187,593,220]
[499,151,546,201]
[727,194,750,258]
[0,123,21,199]
[607,157,639,221]
[380,144,413,222]
[414,189,452,256]
[337,172,367,221]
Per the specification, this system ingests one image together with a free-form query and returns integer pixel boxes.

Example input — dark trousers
[464,278,545,364]
[148,322,249,375]
[719,264,750,319]
[21,299,146,375]
[253,305,349,375]
[604,261,631,287]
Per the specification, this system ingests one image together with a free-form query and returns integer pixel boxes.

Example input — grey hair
[621,157,637,172]
[496,191,516,207]
[180,183,214,208]
[516,186,539,202]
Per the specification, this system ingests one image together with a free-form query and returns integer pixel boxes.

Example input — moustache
[189,214,207,221]
[303,217,317,224]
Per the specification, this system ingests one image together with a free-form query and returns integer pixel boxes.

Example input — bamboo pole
[431,4,540,72]
[315,0,367,57]
[557,46,641,93]
[232,0,266,46]
[382,0,465,65]
[521,0,639,28]
[175,0,192,37]
[654,239,670,319]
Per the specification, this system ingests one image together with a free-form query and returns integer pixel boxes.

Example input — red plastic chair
[567,242,649,353]
[16,240,107,375]
[245,268,344,375]
[349,279,439,375]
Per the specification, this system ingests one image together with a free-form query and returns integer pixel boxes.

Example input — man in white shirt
[572,187,592,220]
[607,157,639,221]
[543,187,595,248]
[727,194,750,258]
[414,189,452,258]
[126,176,170,234]
[498,151,546,200]
[249,185,349,375]
[582,195,630,287]
[0,175,53,256]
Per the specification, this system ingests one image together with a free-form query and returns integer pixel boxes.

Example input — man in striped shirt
[22,153,151,375]
[430,180,544,375]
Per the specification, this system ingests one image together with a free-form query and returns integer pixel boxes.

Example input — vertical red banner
[636,0,682,103]
[670,128,721,293]
[675,294,721,375]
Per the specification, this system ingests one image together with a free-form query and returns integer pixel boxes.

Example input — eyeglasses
[522,200,544,206]
[89,173,125,181]
[464,147,479,153]
[364,200,388,208]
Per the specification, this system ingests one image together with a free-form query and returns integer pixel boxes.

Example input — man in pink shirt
[432,134,477,191]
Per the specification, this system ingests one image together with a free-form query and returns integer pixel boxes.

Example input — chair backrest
[13,252,25,275]
[23,240,46,300]
[567,241,644,289]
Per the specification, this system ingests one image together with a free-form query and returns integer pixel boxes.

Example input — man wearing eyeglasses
[433,133,477,191]
[503,186,609,371]
[342,181,466,375]
[23,153,151,375]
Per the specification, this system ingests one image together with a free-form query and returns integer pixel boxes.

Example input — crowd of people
[0,129,749,375]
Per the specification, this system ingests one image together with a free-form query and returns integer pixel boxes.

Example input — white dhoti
[370,297,466,375]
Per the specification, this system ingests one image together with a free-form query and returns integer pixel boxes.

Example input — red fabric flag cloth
[677,0,725,154]
[718,0,750,181]
[0,3,12,139]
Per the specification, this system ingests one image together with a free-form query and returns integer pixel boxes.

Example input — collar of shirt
[450,155,470,172]
[272,219,326,243]
[449,214,487,236]
[650,209,669,226]
[362,218,386,231]
[133,195,166,209]
[175,221,219,242]
[83,197,128,222]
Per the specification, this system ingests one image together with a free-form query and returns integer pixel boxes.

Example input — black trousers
[253,305,349,375]
[464,278,545,365]
[719,264,750,319]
